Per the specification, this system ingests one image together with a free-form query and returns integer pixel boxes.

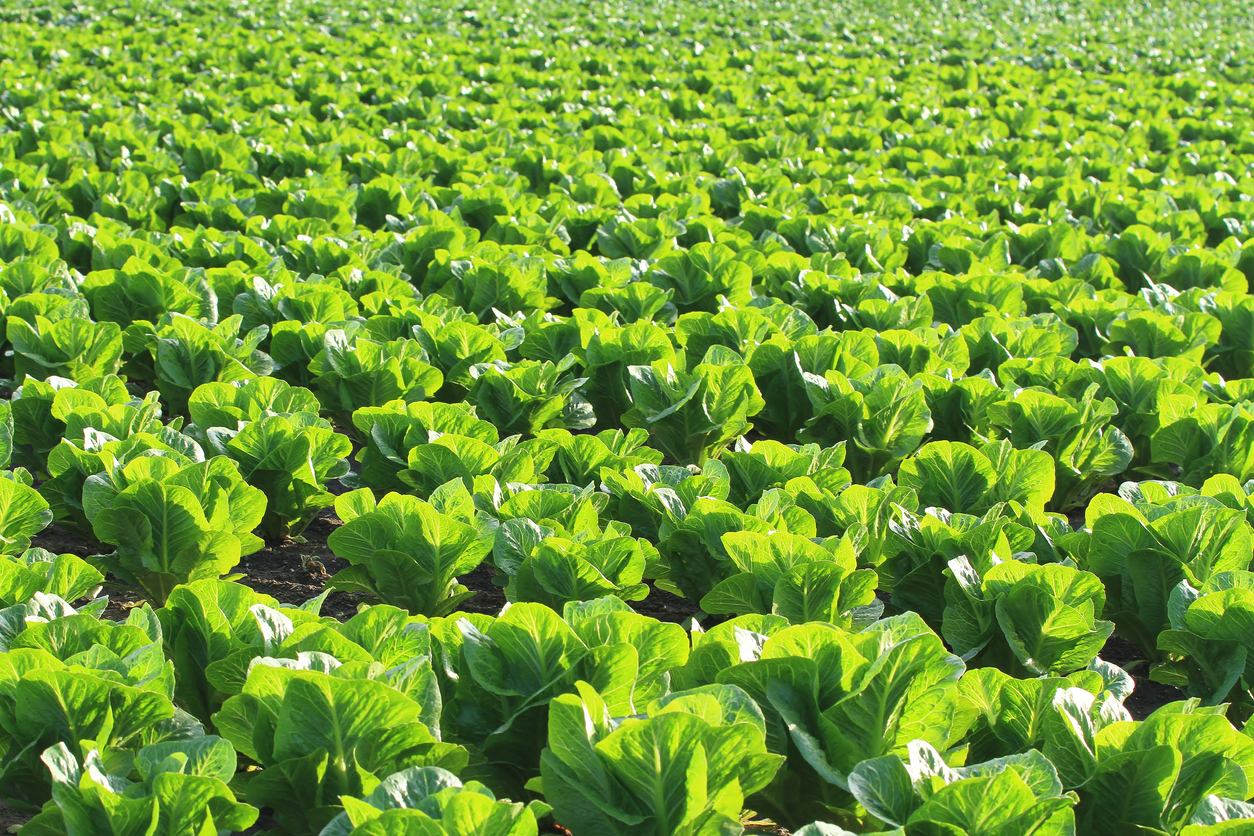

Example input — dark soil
[1064,483,1185,721]
[29,523,149,620]
[632,581,701,623]
[456,562,509,616]
[0,801,30,834]
[233,515,368,621]
[28,524,98,559]
[240,814,280,835]
[1100,634,1184,720]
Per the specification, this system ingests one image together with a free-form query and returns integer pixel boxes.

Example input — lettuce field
[5,0,1254,832]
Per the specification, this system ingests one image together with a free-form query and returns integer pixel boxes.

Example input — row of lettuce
[8,246,1254,489]
[7,223,1254,466]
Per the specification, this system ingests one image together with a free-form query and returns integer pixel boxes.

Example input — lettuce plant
[84,455,267,606]
[467,356,595,437]
[882,504,1036,628]
[711,616,967,828]
[422,251,553,321]
[28,387,179,523]
[318,766,541,836]
[405,434,556,499]
[411,316,509,401]
[720,439,850,507]
[849,743,1077,834]
[80,256,218,325]
[959,312,1078,375]
[646,241,753,313]
[539,681,784,836]
[836,291,933,332]
[222,412,352,540]
[748,330,878,441]
[439,599,688,796]
[551,250,632,308]
[10,377,78,477]
[308,328,444,422]
[1152,570,1254,706]
[124,313,275,414]
[214,664,466,836]
[0,477,53,558]
[957,663,1133,766]
[1105,309,1216,364]
[511,308,609,365]
[699,531,879,627]
[1058,354,1202,468]
[348,400,552,497]
[943,556,1114,677]
[270,320,339,388]
[5,291,89,331]
[1073,704,1254,834]
[897,439,1056,515]
[0,398,52,557]
[349,400,499,493]
[672,306,781,368]
[1077,489,1251,659]
[327,484,494,617]
[925,272,1024,327]
[23,737,258,836]
[488,482,608,535]
[0,603,200,810]
[581,280,675,323]
[916,369,1006,447]
[1153,399,1254,487]
[159,580,437,728]
[623,358,765,466]
[655,493,818,603]
[158,580,316,727]
[57,388,168,445]
[186,376,321,427]
[0,548,102,609]
[1177,473,1254,528]
[40,430,199,538]
[10,375,133,476]
[800,364,933,483]
[574,321,678,428]
[599,461,732,544]
[873,327,969,377]
[539,427,663,487]
[784,474,917,555]
[596,213,684,262]
[188,379,351,540]
[1204,290,1254,380]
[233,275,360,333]
[494,519,650,608]
[988,384,1132,511]
[6,315,123,382]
